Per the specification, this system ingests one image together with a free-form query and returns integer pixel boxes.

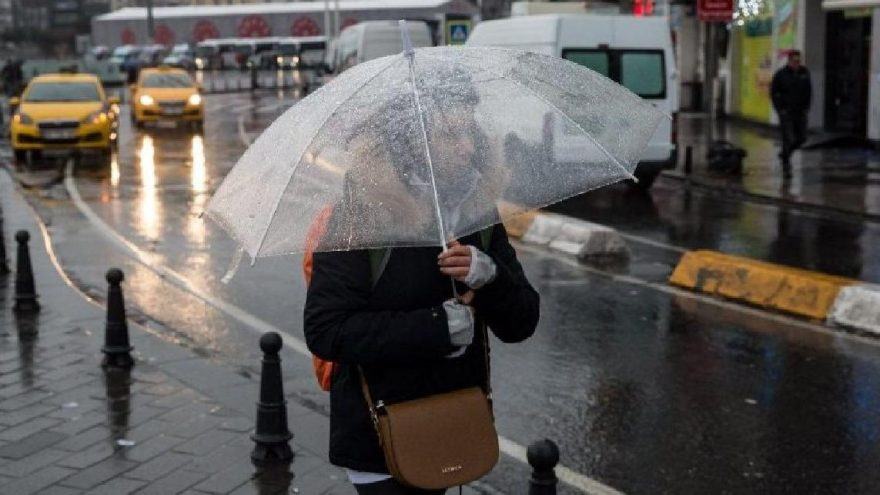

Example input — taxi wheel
[130,113,144,129]
[13,150,28,164]
[100,147,113,167]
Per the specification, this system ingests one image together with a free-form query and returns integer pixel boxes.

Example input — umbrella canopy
[206,45,665,258]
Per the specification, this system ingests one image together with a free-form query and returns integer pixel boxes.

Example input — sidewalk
[667,113,880,220]
[0,170,354,494]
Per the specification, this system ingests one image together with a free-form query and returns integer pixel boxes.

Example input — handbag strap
[359,319,492,419]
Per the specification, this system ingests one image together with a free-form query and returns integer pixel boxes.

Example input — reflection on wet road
[550,181,880,284]
[28,91,880,494]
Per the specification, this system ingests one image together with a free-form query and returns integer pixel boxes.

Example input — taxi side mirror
[9,96,19,107]
[108,96,120,105]
[196,83,203,92]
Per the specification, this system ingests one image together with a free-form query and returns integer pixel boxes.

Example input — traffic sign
[698,0,734,22]
[446,20,472,45]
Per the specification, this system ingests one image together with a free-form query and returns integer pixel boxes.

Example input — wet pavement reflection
[552,182,880,284]
[252,462,294,495]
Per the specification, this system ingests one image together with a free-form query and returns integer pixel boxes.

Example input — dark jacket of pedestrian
[303,221,540,473]
[771,65,811,114]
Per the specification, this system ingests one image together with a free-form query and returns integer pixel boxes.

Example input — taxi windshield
[24,82,100,102]
[141,73,193,88]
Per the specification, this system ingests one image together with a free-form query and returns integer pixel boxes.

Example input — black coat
[303,224,540,472]
[771,65,812,114]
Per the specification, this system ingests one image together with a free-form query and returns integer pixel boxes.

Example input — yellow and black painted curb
[669,250,856,320]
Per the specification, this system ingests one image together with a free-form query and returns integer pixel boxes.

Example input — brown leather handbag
[358,324,499,490]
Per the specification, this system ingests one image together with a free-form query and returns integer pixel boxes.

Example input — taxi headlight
[188,93,202,106]
[276,56,283,65]
[13,112,33,125]
[139,94,155,106]
[82,111,108,125]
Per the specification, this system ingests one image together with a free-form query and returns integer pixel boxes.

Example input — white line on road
[62,160,618,495]
[617,232,688,254]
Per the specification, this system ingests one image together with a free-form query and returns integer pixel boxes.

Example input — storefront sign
[698,0,734,22]
[822,0,880,9]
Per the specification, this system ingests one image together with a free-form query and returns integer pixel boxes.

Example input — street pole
[146,0,155,43]
[703,21,717,144]
[333,0,340,37]
[323,0,331,38]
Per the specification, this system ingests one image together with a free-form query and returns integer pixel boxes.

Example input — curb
[505,211,628,260]
[829,285,880,335]
[668,249,856,320]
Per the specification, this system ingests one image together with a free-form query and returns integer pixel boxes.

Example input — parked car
[162,43,195,71]
[10,73,119,164]
[137,44,170,69]
[466,14,680,189]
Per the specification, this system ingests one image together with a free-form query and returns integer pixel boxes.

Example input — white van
[330,20,433,74]
[467,14,679,188]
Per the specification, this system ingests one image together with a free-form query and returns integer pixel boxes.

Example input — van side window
[562,50,610,77]
[562,48,666,99]
[620,52,664,98]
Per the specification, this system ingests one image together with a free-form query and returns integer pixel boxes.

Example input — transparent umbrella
[205,26,666,259]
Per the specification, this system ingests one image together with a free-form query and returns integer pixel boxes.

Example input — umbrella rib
[250,57,402,258]
[451,58,639,181]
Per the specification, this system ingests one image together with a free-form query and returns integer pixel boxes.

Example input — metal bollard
[684,145,693,175]
[528,439,559,495]
[251,332,294,465]
[13,231,39,313]
[102,268,134,368]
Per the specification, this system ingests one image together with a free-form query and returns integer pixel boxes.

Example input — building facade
[723,0,880,141]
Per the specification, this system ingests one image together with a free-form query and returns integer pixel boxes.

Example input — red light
[633,0,644,16]
[645,0,654,15]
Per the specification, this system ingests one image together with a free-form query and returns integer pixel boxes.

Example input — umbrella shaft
[403,49,449,254]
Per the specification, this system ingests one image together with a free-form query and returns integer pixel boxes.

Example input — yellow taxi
[131,67,204,129]
[10,73,119,163]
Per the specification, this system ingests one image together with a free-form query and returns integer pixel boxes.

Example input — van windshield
[279,43,298,56]
[563,48,665,99]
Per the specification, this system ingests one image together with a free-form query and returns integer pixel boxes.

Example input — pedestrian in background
[771,49,812,179]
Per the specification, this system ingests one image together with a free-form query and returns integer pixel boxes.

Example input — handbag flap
[378,387,499,490]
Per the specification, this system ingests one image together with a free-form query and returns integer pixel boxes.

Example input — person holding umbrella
[205,24,664,494]
[303,74,540,494]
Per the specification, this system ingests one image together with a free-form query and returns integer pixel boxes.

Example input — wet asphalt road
[8,88,880,494]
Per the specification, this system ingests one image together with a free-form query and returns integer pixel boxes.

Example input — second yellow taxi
[131,67,204,129]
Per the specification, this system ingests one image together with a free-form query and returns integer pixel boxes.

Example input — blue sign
[446,20,472,45]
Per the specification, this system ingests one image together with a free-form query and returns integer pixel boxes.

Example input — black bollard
[528,439,559,495]
[13,230,39,313]
[251,332,293,465]
[102,268,134,369]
